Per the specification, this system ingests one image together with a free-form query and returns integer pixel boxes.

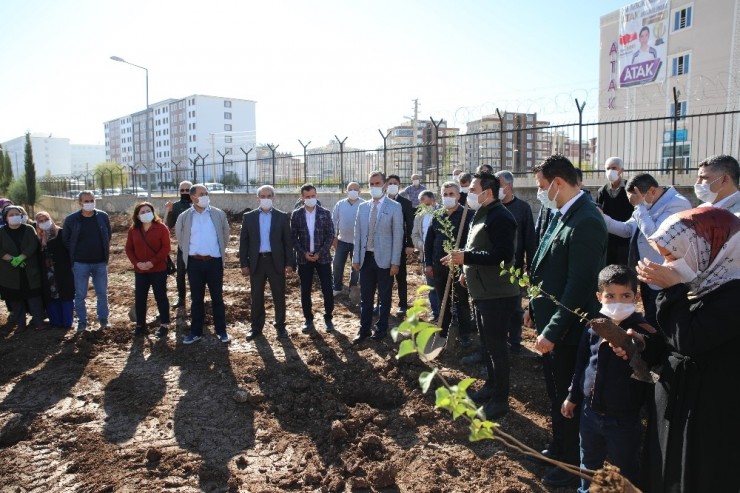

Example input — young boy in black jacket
[561,264,663,492]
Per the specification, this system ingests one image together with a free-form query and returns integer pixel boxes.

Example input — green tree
[93,161,127,190]
[0,149,11,193]
[220,171,240,187]
[24,133,37,211]
[8,174,43,206]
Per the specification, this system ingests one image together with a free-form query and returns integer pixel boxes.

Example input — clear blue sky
[0,0,629,153]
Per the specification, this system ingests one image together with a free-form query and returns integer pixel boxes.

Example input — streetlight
[110,55,152,199]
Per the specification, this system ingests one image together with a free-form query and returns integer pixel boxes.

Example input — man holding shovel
[424,181,473,346]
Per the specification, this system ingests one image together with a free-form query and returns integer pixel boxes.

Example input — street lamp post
[111,55,152,199]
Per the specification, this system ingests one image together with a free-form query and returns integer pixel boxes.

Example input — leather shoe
[468,385,495,405]
[461,352,483,365]
[541,466,578,487]
[352,333,370,345]
[301,321,315,334]
[172,298,185,308]
[540,447,562,461]
[370,331,387,341]
[324,320,335,332]
[245,329,263,341]
[482,400,509,420]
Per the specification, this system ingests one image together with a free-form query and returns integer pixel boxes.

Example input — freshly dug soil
[0,214,621,492]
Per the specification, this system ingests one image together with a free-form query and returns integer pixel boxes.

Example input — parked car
[203,182,232,193]
[121,187,148,197]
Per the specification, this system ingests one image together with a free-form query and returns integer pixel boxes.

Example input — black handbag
[139,229,176,276]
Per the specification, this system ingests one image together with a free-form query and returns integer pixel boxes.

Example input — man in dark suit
[385,174,415,315]
[239,185,295,340]
[352,171,404,343]
[525,155,607,487]
[290,183,335,333]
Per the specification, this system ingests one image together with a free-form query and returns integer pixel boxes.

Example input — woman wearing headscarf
[125,202,171,339]
[635,207,740,492]
[0,205,46,330]
[35,211,75,329]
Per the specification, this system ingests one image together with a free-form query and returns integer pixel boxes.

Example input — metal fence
[39,106,740,197]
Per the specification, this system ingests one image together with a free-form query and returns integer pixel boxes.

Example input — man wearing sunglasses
[164,180,193,308]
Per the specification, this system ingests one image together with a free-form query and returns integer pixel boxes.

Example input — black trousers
[542,343,581,464]
[392,251,408,310]
[474,296,518,403]
[175,247,187,300]
[249,256,286,331]
[298,262,334,323]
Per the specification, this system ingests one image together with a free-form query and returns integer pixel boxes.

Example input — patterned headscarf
[649,207,740,298]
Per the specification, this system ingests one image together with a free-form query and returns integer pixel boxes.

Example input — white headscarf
[649,207,740,298]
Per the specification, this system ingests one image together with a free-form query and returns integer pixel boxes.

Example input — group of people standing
[2,152,738,492]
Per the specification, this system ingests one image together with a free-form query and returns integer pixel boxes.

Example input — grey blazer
[239,208,295,273]
[353,198,403,269]
[174,206,230,268]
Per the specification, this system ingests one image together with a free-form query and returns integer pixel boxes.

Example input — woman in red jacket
[125,202,171,338]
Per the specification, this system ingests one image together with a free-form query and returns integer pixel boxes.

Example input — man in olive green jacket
[524,155,607,487]
[444,172,519,421]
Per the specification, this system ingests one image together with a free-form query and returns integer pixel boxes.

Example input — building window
[224,124,232,131]
[670,100,688,120]
[224,101,232,108]
[225,136,232,143]
[672,5,693,32]
[224,112,232,120]
[672,53,690,76]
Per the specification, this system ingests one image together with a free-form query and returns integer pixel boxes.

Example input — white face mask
[7,215,23,226]
[303,198,317,208]
[442,196,457,209]
[139,211,154,223]
[82,202,95,212]
[537,182,559,210]
[370,186,384,199]
[347,190,360,200]
[606,169,620,183]
[386,184,399,196]
[498,187,506,200]
[467,192,482,211]
[599,302,636,322]
[197,196,210,208]
[459,186,469,193]
[38,219,53,231]
[412,179,420,186]
[664,242,699,283]
[259,198,273,210]
[694,177,721,203]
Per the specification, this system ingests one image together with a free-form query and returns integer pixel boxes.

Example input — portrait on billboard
[618,0,669,87]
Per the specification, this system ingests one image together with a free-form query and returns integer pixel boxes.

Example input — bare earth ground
[0,215,573,493]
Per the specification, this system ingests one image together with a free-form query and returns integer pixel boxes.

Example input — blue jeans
[332,240,358,291]
[135,270,170,327]
[578,404,642,492]
[187,257,226,337]
[359,253,392,334]
[72,262,109,326]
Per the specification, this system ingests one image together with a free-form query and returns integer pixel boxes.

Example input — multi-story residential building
[104,94,256,187]
[598,0,740,173]
[1,134,104,177]
[465,113,550,173]
[385,120,460,180]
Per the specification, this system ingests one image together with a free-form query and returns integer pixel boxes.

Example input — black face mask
[181,194,192,203]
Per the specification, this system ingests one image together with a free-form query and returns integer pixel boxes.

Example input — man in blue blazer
[525,155,608,487]
[352,171,404,343]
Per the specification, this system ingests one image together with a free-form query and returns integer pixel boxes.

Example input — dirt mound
[0,220,576,492]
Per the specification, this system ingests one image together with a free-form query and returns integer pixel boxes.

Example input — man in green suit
[523,155,607,487]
